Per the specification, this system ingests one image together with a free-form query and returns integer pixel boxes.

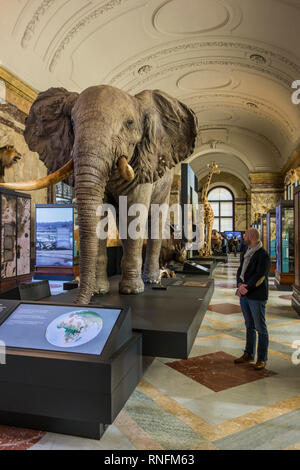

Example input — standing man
[234,228,271,370]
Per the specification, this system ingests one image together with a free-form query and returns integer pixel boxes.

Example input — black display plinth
[192,255,228,264]
[45,274,214,359]
[0,334,142,439]
[0,300,142,440]
[292,285,300,317]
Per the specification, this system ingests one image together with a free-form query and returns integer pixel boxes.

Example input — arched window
[207,187,234,232]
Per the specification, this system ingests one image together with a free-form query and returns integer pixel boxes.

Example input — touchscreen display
[224,231,242,240]
[0,303,122,355]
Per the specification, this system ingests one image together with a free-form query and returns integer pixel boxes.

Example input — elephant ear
[24,87,79,183]
[134,89,197,184]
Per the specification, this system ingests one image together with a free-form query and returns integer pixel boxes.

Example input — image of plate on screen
[45,310,103,348]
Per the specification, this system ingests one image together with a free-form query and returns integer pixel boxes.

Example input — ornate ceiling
[0,0,300,187]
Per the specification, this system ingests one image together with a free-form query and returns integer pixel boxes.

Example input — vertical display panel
[181,163,204,251]
[35,206,73,267]
[267,210,276,263]
[17,197,31,275]
[1,194,17,278]
[282,206,294,274]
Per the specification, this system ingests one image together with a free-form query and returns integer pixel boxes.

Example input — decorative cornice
[281,147,300,174]
[0,66,37,113]
[249,173,284,185]
[21,0,56,49]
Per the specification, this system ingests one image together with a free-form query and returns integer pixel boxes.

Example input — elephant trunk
[74,150,110,304]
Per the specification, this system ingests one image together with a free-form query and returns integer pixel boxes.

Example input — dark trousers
[240,296,269,361]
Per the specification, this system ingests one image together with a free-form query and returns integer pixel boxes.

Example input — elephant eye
[125,119,134,128]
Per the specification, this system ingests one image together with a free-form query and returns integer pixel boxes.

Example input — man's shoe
[234,352,254,364]
[254,361,266,370]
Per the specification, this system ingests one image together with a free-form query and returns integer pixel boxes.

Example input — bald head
[244,228,260,246]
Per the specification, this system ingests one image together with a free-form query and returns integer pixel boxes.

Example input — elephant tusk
[0,159,74,191]
[117,156,135,182]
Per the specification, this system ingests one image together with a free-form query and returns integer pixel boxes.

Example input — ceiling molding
[188,91,295,138]
[48,0,128,72]
[21,0,57,49]
[105,37,300,87]
[195,124,282,160]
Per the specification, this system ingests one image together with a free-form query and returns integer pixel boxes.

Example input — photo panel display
[35,206,73,267]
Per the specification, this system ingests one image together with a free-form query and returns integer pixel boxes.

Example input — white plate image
[45,310,103,348]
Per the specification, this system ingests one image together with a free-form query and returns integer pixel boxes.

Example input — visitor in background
[222,235,229,254]
[234,228,270,370]
[232,236,239,257]
[239,232,247,257]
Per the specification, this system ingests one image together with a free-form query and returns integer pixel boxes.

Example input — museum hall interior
[0,0,300,452]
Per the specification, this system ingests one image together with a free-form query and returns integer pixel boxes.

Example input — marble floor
[1,256,300,450]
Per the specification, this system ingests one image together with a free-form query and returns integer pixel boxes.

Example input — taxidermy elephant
[0,145,22,182]
[0,85,197,304]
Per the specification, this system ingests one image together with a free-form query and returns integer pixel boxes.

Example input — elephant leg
[119,184,151,294]
[142,237,162,284]
[94,237,110,294]
[119,237,145,294]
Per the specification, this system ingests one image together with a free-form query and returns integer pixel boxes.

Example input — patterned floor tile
[214,408,300,450]
[166,351,277,392]
[0,425,45,450]
[208,303,242,314]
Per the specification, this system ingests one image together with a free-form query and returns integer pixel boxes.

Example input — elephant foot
[75,291,93,305]
[142,271,160,284]
[119,277,144,295]
[94,278,110,295]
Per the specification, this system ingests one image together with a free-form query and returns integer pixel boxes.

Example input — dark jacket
[237,247,271,300]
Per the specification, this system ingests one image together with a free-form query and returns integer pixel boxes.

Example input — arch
[207,185,234,232]
[189,149,251,188]
[209,181,239,199]
[186,144,255,173]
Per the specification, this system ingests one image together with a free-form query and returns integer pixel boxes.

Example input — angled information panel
[0,303,122,356]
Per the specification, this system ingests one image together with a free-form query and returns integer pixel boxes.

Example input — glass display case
[257,218,262,237]
[275,200,294,290]
[260,215,267,250]
[292,187,300,315]
[0,188,32,292]
[266,209,276,275]
[35,204,79,280]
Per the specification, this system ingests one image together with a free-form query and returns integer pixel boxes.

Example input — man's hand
[239,284,248,295]
[235,288,242,297]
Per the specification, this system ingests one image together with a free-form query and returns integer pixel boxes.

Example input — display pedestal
[191,254,228,264]
[0,274,214,439]
[0,272,33,294]
[269,263,276,277]
[45,274,214,359]
[0,300,142,440]
[274,270,294,291]
[292,285,300,316]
